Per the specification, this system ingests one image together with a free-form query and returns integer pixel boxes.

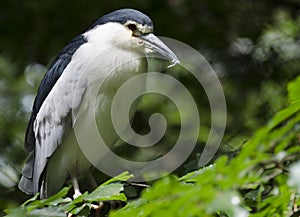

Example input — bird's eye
[127,24,137,32]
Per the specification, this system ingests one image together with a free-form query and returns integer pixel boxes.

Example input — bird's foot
[73,190,82,199]
[91,201,104,210]
[68,200,125,217]
[90,200,125,217]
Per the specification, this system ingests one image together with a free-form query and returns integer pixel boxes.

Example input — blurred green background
[1,0,300,212]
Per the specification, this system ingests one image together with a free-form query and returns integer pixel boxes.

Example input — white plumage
[19,9,178,199]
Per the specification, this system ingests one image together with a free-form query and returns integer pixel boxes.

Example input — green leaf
[27,207,66,217]
[63,192,89,213]
[27,186,71,212]
[48,197,72,206]
[101,171,134,186]
[21,193,40,207]
[84,183,126,202]
[65,184,126,215]
[267,100,300,130]
[4,207,27,217]
[68,203,91,215]
[179,164,215,182]
[288,75,300,102]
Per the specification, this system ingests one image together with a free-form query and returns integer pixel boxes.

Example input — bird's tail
[18,152,34,194]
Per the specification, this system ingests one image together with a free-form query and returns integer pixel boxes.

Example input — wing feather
[19,34,87,195]
[25,35,87,152]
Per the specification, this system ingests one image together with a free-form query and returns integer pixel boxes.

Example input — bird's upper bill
[124,19,179,67]
[140,33,179,68]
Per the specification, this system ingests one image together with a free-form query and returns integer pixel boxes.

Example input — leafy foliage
[4,76,300,216]
[4,172,131,217]
[1,1,300,216]
[110,75,300,216]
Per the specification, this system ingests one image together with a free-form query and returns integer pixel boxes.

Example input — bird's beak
[140,33,179,67]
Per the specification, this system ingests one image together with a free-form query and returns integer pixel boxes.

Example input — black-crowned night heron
[19,8,178,199]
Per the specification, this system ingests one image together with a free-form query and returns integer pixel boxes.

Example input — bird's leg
[70,172,81,199]
[87,171,98,189]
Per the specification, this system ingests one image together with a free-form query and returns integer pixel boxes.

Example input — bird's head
[85,8,179,67]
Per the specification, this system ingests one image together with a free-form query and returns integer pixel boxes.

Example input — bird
[19,8,179,199]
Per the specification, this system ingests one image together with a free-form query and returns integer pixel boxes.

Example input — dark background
[1,0,300,210]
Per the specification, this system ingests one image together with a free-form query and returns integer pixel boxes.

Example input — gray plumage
[19,35,87,196]
[19,8,178,199]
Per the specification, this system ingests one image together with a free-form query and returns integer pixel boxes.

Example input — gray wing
[19,35,87,195]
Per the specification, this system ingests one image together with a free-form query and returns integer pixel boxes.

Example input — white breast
[43,22,147,196]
